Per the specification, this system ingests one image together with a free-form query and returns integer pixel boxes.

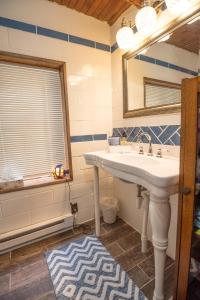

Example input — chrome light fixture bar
[116,0,193,51]
[116,0,164,50]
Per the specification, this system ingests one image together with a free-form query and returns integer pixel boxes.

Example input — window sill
[0,176,72,194]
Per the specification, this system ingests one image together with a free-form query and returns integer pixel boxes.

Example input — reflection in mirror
[144,78,181,108]
[124,17,200,117]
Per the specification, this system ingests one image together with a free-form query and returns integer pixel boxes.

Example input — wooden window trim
[0,176,71,194]
[0,51,73,192]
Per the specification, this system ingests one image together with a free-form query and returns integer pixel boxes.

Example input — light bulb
[135,6,157,36]
[116,26,136,50]
[165,0,191,15]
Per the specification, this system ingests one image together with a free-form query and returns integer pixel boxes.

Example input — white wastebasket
[100,197,119,224]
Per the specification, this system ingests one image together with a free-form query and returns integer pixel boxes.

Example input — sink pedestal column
[93,166,100,237]
[149,193,171,300]
[92,164,173,300]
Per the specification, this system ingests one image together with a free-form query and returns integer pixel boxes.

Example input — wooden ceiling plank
[167,21,200,54]
[75,0,94,14]
[124,0,142,8]
[86,0,108,15]
[67,0,79,8]
[61,0,71,5]
[47,0,164,26]
[109,2,132,25]
[95,0,115,19]
[96,0,124,20]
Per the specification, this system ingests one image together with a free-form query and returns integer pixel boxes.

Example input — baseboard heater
[0,213,73,253]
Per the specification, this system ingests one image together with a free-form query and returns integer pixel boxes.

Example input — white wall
[0,0,113,236]
[0,183,69,234]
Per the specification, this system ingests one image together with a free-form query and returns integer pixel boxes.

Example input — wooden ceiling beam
[109,2,133,25]
[48,0,145,25]
[76,0,94,14]
[123,0,143,8]
[84,0,102,15]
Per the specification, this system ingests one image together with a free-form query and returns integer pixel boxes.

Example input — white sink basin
[84,150,179,190]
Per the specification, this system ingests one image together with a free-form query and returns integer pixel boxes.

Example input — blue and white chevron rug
[45,235,148,300]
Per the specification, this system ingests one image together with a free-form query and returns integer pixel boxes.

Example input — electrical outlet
[70,202,78,215]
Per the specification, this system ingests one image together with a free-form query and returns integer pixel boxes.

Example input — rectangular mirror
[123,13,200,118]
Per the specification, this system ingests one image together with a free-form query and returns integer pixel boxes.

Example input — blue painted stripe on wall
[155,59,169,68]
[93,134,107,140]
[0,16,36,33]
[191,70,198,76]
[71,135,93,143]
[69,35,95,48]
[95,42,110,52]
[139,55,156,64]
[37,26,68,41]
[111,42,118,53]
[71,134,107,143]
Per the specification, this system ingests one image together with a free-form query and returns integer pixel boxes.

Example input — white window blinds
[145,84,181,108]
[0,62,67,178]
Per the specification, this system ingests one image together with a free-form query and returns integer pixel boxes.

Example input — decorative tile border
[0,16,36,33]
[135,54,198,76]
[69,34,95,48]
[111,41,197,76]
[0,16,197,75]
[71,125,181,145]
[0,16,111,53]
[37,26,69,41]
[113,125,181,146]
[111,42,118,53]
[71,134,107,143]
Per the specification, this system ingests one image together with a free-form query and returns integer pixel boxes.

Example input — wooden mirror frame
[122,4,200,119]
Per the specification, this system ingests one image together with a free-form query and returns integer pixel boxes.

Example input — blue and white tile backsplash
[113,125,181,146]
[70,125,180,145]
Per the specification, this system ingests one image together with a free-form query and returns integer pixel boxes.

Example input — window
[0,52,72,181]
[144,77,181,108]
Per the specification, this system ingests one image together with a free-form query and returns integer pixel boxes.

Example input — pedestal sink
[84,149,179,300]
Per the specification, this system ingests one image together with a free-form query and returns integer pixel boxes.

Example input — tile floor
[0,218,175,300]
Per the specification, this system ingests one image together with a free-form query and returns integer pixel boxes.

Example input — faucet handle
[147,143,153,156]
[156,148,162,158]
[139,145,144,155]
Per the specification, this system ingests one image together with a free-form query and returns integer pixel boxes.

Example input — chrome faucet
[137,132,153,156]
